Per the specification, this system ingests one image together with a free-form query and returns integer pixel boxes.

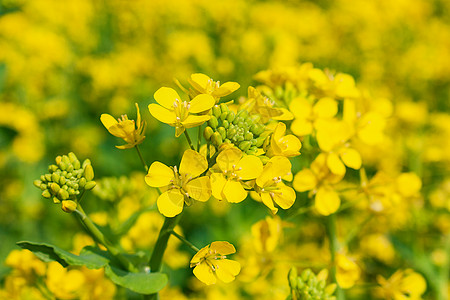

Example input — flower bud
[67,164,74,173]
[53,197,60,204]
[217,127,227,139]
[227,127,237,139]
[251,124,265,135]
[211,132,223,147]
[226,111,235,123]
[82,159,91,169]
[51,172,60,183]
[50,182,60,195]
[61,200,77,213]
[288,267,298,290]
[79,177,86,189]
[33,180,42,188]
[68,152,78,163]
[84,164,94,181]
[57,189,69,200]
[40,175,46,182]
[212,105,221,118]
[244,132,253,140]
[239,141,252,152]
[220,111,228,121]
[220,103,229,113]
[208,116,219,129]
[59,176,66,185]
[84,181,97,190]
[42,190,51,198]
[40,183,47,191]
[48,164,58,173]
[301,269,312,282]
[59,162,67,171]
[203,126,214,140]
[55,155,62,165]
[222,120,229,128]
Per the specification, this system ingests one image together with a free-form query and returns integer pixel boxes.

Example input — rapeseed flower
[148,87,215,137]
[190,241,241,285]
[100,103,146,149]
[188,73,240,100]
[145,149,211,217]
[376,269,426,300]
[266,122,301,157]
[210,147,263,203]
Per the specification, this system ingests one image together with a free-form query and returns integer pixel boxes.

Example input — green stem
[206,140,211,161]
[184,130,195,150]
[75,204,137,272]
[326,213,346,300]
[170,230,200,252]
[135,145,149,172]
[197,126,202,151]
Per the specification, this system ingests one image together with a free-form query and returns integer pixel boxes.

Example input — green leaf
[104,264,168,294]
[17,241,109,269]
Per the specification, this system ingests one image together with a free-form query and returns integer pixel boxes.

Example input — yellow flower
[335,253,360,289]
[188,73,240,99]
[190,241,241,285]
[148,87,215,137]
[46,262,85,300]
[210,147,263,203]
[145,149,211,217]
[376,269,427,300]
[254,156,296,213]
[100,103,146,149]
[289,96,338,136]
[267,122,301,157]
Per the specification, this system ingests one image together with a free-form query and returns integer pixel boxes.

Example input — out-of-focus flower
[266,122,301,157]
[145,149,211,217]
[148,87,214,137]
[254,156,296,213]
[188,73,240,100]
[376,269,427,300]
[100,103,146,149]
[190,241,241,285]
[210,147,262,203]
[46,262,85,300]
[335,253,360,289]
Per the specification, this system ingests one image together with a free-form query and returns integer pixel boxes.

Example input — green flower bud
[40,183,47,191]
[48,164,58,173]
[211,132,223,147]
[222,120,229,128]
[67,164,74,173]
[82,159,91,169]
[301,269,312,282]
[325,284,337,295]
[220,111,228,121]
[224,138,231,144]
[246,146,258,155]
[53,197,60,204]
[33,180,42,188]
[84,164,94,181]
[57,189,69,200]
[72,159,81,170]
[208,116,219,129]
[227,127,237,139]
[226,111,235,123]
[220,103,229,113]
[84,181,97,190]
[203,126,214,140]
[59,162,67,171]
[45,174,52,182]
[239,141,252,152]
[50,182,60,194]
[233,116,243,125]
[68,152,78,163]
[218,127,227,139]
[62,155,70,165]
[61,200,77,213]
[55,155,62,165]
[244,132,253,140]
[40,175,46,182]
[259,156,270,164]
[288,267,298,290]
[59,176,66,185]
[51,172,60,183]
[251,124,265,135]
[263,136,270,149]
[68,188,76,195]
[42,189,51,198]
[212,105,221,118]
[65,172,73,179]
[79,177,86,188]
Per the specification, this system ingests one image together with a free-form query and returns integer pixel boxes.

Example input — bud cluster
[203,103,268,154]
[33,152,96,213]
[288,268,336,300]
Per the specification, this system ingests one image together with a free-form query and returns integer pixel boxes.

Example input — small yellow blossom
[145,149,211,217]
[100,103,146,149]
[211,147,263,203]
[190,241,241,285]
[254,156,296,213]
[148,87,215,137]
[188,73,240,99]
[336,253,360,289]
[376,269,427,300]
[241,87,293,122]
[267,122,301,157]
[46,262,85,300]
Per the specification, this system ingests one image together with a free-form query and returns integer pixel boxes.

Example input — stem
[184,130,195,150]
[326,213,346,300]
[197,126,202,151]
[207,140,211,161]
[170,230,200,252]
[75,204,137,272]
[135,145,149,172]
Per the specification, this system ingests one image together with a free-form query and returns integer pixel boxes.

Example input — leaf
[17,241,109,269]
[104,264,168,294]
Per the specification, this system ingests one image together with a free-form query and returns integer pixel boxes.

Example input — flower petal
[157,190,184,217]
[148,104,176,125]
[154,87,180,109]
[291,118,313,136]
[193,263,216,285]
[289,97,312,118]
[100,114,118,130]
[180,149,208,178]
[182,115,211,128]
[185,176,211,202]
[236,155,263,180]
[340,148,362,170]
[223,180,247,203]
[260,192,277,214]
[210,241,236,255]
[189,73,210,93]
[189,94,215,113]
[315,187,340,216]
[273,184,296,209]
[293,169,317,192]
[212,82,240,98]
[145,162,174,187]
[211,173,227,200]
[190,245,209,265]
[314,97,338,118]
[216,147,242,172]
[327,153,346,175]
[214,259,241,283]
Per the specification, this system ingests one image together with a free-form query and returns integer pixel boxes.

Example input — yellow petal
[210,241,236,255]
[327,153,346,175]
[216,147,242,172]
[236,155,263,180]
[157,190,184,217]
[190,246,209,265]
[189,73,210,93]
[214,259,241,283]
[273,184,296,209]
[261,192,278,214]
[340,148,362,170]
[212,82,240,98]
[179,149,208,178]
[189,94,215,113]
[193,263,216,285]
[182,115,211,128]
[107,120,135,140]
[293,169,317,192]
[100,114,118,130]
[116,144,135,150]
[314,97,338,118]
[291,118,313,136]
[315,187,340,216]
[210,173,227,200]
[289,97,312,118]
[145,162,174,187]
[148,104,176,125]
[185,176,211,202]
[154,87,180,109]
[223,180,247,203]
